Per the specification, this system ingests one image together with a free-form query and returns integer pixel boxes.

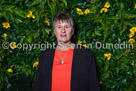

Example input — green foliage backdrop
[0,0,136,91]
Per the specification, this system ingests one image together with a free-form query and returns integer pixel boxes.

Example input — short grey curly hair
[53,12,75,31]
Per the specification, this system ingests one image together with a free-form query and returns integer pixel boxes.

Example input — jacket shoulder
[75,44,94,54]
[40,47,54,54]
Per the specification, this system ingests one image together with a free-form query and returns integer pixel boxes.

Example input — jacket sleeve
[33,51,44,91]
[88,49,100,91]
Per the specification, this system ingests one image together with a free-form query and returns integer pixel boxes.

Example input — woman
[33,12,100,91]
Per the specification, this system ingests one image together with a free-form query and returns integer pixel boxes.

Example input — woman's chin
[58,40,70,43]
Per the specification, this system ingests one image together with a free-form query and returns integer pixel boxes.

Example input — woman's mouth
[60,34,67,37]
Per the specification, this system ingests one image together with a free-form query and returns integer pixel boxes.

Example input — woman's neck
[56,42,75,51]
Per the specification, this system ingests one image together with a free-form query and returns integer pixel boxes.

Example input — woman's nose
[61,27,66,33]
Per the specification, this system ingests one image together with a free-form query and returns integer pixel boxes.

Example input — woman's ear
[72,33,74,35]
[72,30,74,35]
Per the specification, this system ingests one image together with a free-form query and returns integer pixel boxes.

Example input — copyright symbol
[2,41,9,49]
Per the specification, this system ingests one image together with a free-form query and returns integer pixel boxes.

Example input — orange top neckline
[55,48,74,52]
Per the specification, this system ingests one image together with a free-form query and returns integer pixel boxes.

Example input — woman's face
[54,20,73,43]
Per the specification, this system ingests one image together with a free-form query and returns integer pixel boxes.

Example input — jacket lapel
[48,48,55,91]
[71,45,82,91]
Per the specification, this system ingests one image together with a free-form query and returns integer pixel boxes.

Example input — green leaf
[102,72,110,79]
[103,27,108,41]
[45,28,52,34]
[120,21,128,36]
[20,36,26,43]
[26,36,32,43]
[61,0,67,7]
[104,63,109,71]
[94,29,102,36]
[28,0,42,6]
[14,9,26,18]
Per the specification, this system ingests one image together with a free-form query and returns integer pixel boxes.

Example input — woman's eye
[66,26,69,28]
[58,26,61,28]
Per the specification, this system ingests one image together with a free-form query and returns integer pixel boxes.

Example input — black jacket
[33,44,100,91]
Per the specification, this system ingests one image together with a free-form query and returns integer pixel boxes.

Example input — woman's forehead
[56,19,70,25]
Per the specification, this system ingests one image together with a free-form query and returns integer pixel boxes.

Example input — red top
[51,49,74,91]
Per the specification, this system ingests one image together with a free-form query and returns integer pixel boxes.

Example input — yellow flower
[130,27,136,33]
[84,9,90,14]
[45,21,50,26]
[76,8,84,15]
[128,38,135,44]
[135,4,136,8]
[2,22,10,29]
[107,53,111,60]
[104,53,111,60]
[104,2,110,8]
[7,68,13,73]
[99,81,102,85]
[3,33,7,37]
[129,32,135,38]
[33,61,39,67]
[82,44,88,48]
[10,42,17,49]
[104,53,108,58]
[77,41,83,45]
[27,11,35,19]
[100,8,108,13]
